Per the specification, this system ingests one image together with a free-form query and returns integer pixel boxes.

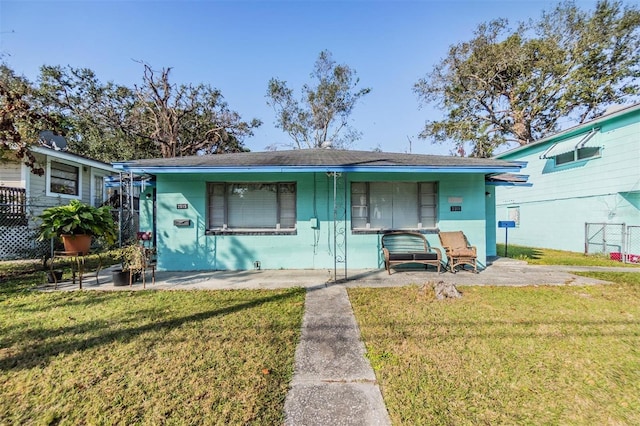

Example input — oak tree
[414,0,640,157]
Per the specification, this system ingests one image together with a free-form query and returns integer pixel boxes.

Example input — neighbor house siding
[151,171,490,271]
[0,163,24,188]
[496,106,640,253]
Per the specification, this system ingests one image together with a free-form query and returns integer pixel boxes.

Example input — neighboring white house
[0,145,117,259]
[495,103,640,261]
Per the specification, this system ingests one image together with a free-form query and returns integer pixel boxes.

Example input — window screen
[207,182,296,231]
[351,181,437,230]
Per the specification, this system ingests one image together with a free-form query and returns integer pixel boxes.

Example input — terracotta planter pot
[61,234,92,255]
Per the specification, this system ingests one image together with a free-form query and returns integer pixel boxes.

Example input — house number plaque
[176,204,188,209]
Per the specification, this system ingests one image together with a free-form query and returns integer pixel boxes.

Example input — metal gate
[585,222,640,263]
[627,226,640,263]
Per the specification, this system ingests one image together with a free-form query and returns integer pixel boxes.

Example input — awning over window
[539,129,599,159]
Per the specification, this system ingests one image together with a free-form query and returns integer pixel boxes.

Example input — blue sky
[0,0,616,156]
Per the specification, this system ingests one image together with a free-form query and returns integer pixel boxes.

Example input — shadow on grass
[497,244,544,260]
[0,288,304,372]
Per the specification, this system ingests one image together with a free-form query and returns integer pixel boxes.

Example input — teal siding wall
[496,108,640,252]
[147,171,490,271]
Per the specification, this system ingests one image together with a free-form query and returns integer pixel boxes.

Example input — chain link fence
[585,222,640,264]
[627,226,640,263]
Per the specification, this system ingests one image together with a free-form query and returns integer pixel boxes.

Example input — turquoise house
[113,149,524,273]
[495,103,640,255]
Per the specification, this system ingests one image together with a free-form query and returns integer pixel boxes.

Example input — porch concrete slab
[42,257,636,292]
[284,285,391,426]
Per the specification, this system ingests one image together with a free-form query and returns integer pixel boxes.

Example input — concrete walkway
[284,284,391,425]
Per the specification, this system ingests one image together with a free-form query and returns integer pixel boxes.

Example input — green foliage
[266,50,371,149]
[4,62,261,163]
[114,243,145,271]
[0,63,62,174]
[414,0,640,157]
[36,199,117,245]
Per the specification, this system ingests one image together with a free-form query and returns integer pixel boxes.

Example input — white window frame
[46,158,81,199]
[554,147,601,166]
[206,182,297,234]
[507,206,520,227]
[351,181,438,232]
[90,171,107,207]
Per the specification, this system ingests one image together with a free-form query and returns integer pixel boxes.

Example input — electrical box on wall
[173,219,191,227]
[310,217,319,228]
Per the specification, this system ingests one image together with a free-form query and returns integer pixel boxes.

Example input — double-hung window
[351,182,437,231]
[207,182,296,233]
[47,160,80,197]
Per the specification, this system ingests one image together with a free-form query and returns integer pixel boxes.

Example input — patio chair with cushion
[381,231,442,274]
[438,231,478,273]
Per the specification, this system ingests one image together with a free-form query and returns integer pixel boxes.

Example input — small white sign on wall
[448,197,463,204]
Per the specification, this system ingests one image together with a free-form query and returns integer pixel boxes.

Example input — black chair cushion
[388,253,414,261]
[412,252,439,261]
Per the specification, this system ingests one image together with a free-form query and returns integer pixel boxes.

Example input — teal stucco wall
[145,171,491,271]
[495,107,640,253]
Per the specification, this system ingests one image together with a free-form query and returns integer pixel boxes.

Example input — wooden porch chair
[438,231,478,273]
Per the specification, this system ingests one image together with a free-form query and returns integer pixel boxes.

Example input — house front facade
[495,103,640,256]
[115,149,523,273]
[0,146,117,259]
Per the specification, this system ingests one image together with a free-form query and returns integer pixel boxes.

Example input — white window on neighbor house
[91,173,107,207]
[554,147,601,166]
[206,182,296,233]
[507,206,520,227]
[47,159,80,198]
[351,182,438,231]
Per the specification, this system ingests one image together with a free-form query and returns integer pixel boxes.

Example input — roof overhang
[485,172,532,187]
[31,146,117,172]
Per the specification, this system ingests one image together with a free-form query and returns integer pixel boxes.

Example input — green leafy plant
[36,199,118,245]
[115,243,145,271]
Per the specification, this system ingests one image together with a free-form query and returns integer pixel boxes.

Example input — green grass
[0,263,305,425]
[497,243,639,267]
[349,274,640,425]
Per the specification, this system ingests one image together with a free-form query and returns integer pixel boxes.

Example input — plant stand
[49,251,102,289]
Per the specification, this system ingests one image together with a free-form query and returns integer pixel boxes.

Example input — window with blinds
[351,181,437,230]
[207,182,296,232]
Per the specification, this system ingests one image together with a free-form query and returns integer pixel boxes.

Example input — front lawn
[497,243,639,267]
[0,268,305,425]
[349,273,640,424]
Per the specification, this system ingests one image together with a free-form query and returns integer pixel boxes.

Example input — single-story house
[0,145,117,259]
[495,103,640,257]
[113,149,526,274]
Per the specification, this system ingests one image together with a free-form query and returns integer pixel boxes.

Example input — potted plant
[37,199,118,255]
[112,243,144,286]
